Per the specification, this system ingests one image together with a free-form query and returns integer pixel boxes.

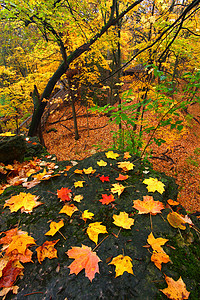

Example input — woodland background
[0,0,200,213]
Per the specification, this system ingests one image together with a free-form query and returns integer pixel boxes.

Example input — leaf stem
[58,230,66,240]
[93,235,109,251]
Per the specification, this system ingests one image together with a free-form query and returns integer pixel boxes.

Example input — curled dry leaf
[167,212,186,230]
[36,239,60,264]
[73,195,83,202]
[115,174,129,181]
[0,260,23,288]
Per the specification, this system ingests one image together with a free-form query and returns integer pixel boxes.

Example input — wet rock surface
[0,151,199,299]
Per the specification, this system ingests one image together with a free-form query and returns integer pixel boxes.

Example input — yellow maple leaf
[83,167,96,174]
[113,212,134,229]
[147,232,168,252]
[167,212,186,230]
[73,195,83,202]
[117,161,134,172]
[59,204,78,217]
[82,210,94,221]
[109,255,134,277]
[86,222,107,244]
[4,192,42,213]
[74,181,85,188]
[33,168,47,180]
[97,160,107,167]
[105,151,120,159]
[6,233,36,255]
[143,177,165,194]
[160,275,190,299]
[45,220,64,236]
[111,183,125,196]
[74,169,83,174]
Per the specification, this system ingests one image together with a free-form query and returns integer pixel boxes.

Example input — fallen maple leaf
[133,195,164,215]
[83,167,96,174]
[6,233,36,256]
[0,228,18,245]
[45,220,64,236]
[0,260,23,288]
[0,285,19,298]
[160,275,190,299]
[59,203,78,217]
[8,248,33,263]
[0,132,15,136]
[73,195,83,202]
[105,151,120,159]
[74,169,83,174]
[82,210,94,221]
[57,187,72,202]
[99,194,115,205]
[147,232,168,252]
[113,212,134,229]
[0,256,9,277]
[111,183,125,196]
[99,175,110,182]
[151,250,170,270]
[124,152,131,159]
[36,239,59,264]
[74,181,85,188]
[143,177,165,194]
[117,161,134,172]
[67,244,101,282]
[109,255,134,277]
[115,174,129,181]
[32,168,47,180]
[4,192,42,214]
[167,199,179,206]
[97,160,107,166]
[87,222,107,244]
[167,212,186,230]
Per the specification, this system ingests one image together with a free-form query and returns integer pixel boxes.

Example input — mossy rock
[0,151,199,299]
[0,135,27,164]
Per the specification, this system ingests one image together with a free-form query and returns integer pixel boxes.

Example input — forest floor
[43,100,200,213]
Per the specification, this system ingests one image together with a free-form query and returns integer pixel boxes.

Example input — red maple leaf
[99,175,110,182]
[99,194,115,205]
[57,187,72,202]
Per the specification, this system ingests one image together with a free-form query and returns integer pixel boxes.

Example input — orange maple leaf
[133,195,164,215]
[4,192,42,213]
[57,187,72,202]
[151,250,170,270]
[7,248,33,263]
[115,174,129,181]
[67,244,101,281]
[160,275,190,299]
[6,233,36,256]
[36,239,59,264]
[0,228,18,245]
[99,194,115,205]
